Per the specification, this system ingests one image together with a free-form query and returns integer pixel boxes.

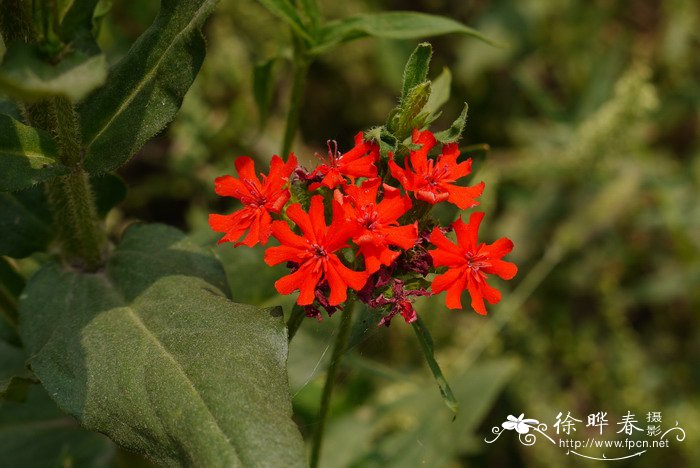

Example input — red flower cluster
[210,129,517,324]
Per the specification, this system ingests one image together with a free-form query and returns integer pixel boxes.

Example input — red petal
[467,275,487,315]
[429,228,464,257]
[409,129,436,173]
[431,267,464,294]
[377,189,412,223]
[445,181,484,210]
[319,169,346,189]
[234,156,262,190]
[266,189,290,213]
[388,158,411,190]
[383,223,418,250]
[308,195,328,240]
[338,155,378,179]
[481,280,502,305]
[332,255,369,291]
[482,237,515,259]
[286,201,317,242]
[274,261,322,305]
[483,259,518,280]
[454,213,484,253]
[429,248,465,268]
[209,210,254,245]
[358,242,400,274]
[325,200,360,253]
[264,245,306,266]
[236,209,265,247]
[214,175,249,199]
[416,187,449,205]
[270,220,307,249]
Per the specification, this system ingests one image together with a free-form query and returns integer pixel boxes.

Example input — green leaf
[0,43,107,102]
[313,11,501,55]
[365,126,397,159]
[0,385,116,467]
[0,185,52,258]
[0,114,68,192]
[400,43,432,104]
[19,224,306,466]
[57,0,100,41]
[255,0,313,42]
[90,172,127,217]
[435,102,468,144]
[252,57,278,128]
[78,0,220,174]
[0,338,33,402]
[424,66,451,115]
[412,316,458,415]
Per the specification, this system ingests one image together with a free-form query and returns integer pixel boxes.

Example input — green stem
[45,97,106,270]
[412,315,458,415]
[281,48,309,159]
[309,294,356,468]
[286,303,306,342]
[0,0,36,44]
[1,0,106,270]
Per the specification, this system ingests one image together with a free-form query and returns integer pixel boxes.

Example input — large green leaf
[57,0,100,41]
[312,11,500,55]
[19,224,306,467]
[0,185,52,258]
[0,114,68,192]
[0,385,115,467]
[0,43,107,103]
[78,0,219,174]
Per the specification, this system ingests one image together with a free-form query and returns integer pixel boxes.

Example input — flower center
[357,205,379,230]
[239,180,267,207]
[466,253,489,271]
[423,159,449,186]
[311,244,328,258]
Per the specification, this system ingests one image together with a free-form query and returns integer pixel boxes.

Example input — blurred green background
[94,0,699,466]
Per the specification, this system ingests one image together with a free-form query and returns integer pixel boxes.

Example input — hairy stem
[1,0,106,270]
[46,98,106,269]
[309,294,356,468]
[0,0,36,44]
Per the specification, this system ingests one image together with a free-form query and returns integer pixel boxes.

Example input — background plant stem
[309,294,356,468]
[281,46,309,159]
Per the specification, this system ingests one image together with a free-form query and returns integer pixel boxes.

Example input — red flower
[428,212,517,314]
[310,132,379,190]
[264,195,368,306]
[389,129,484,209]
[209,154,297,247]
[335,178,418,274]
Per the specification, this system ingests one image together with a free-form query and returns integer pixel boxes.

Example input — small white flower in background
[502,414,539,434]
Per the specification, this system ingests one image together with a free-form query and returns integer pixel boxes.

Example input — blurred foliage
[5,0,698,466]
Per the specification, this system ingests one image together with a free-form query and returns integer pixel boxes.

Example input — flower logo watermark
[485,411,686,462]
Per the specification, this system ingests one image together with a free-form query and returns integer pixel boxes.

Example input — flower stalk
[309,294,356,468]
